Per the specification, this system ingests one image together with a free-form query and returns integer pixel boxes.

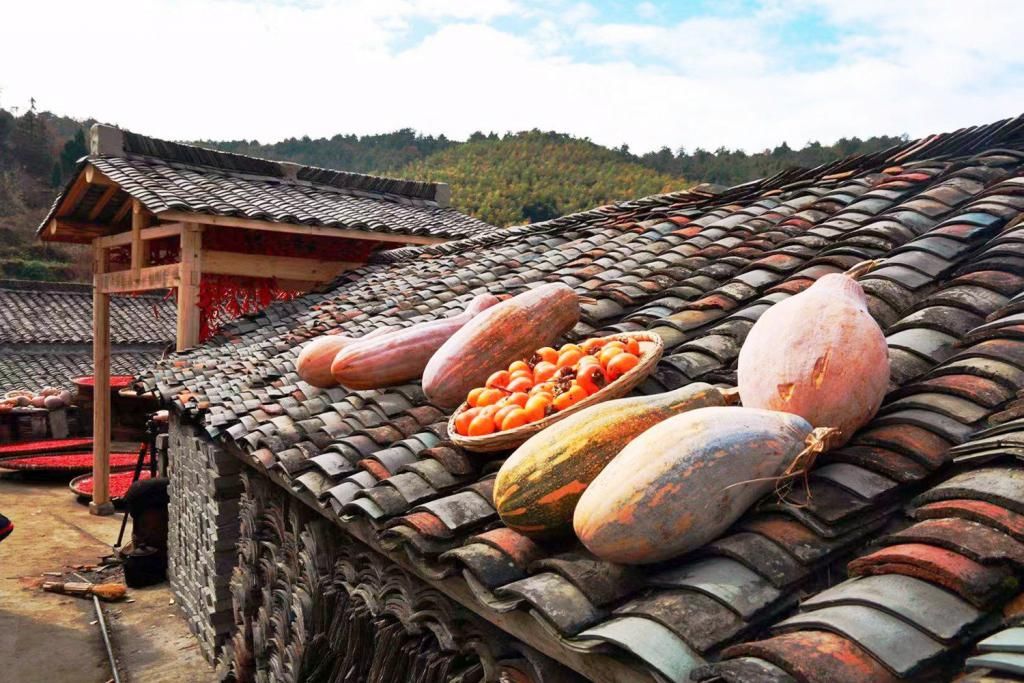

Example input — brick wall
[167,415,243,662]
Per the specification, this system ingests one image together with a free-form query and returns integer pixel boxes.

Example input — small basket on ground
[448,331,664,453]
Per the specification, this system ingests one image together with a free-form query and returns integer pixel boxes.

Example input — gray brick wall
[167,415,243,662]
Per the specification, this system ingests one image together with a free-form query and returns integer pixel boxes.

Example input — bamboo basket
[448,331,664,453]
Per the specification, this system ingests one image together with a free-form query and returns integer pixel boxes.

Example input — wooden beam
[46,217,108,237]
[57,172,92,218]
[177,224,202,351]
[85,164,114,186]
[87,184,119,221]
[159,210,448,245]
[275,279,319,292]
[131,199,147,272]
[202,250,358,282]
[112,197,133,226]
[98,264,181,293]
[90,242,114,516]
[94,222,183,249]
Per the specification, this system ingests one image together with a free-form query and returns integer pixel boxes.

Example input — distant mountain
[393,130,682,226]
[205,129,455,178]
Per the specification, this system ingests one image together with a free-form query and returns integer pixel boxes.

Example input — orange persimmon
[505,391,530,407]
[576,365,607,395]
[476,388,504,407]
[468,413,496,436]
[486,370,511,389]
[493,404,520,429]
[507,376,534,393]
[533,361,557,383]
[466,387,486,407]
[598,345,624,367]
[523,395,551,422]
[557,349,583,369]
[455,407,480,435]
[534,347,559,364]
[606,352,639,380]
[553,385,587,411]
[501,408,530,430]
[509,360,531,374]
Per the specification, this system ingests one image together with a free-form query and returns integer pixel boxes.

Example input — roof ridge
[90,124,450,206]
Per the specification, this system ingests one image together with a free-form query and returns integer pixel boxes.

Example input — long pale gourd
[494,383,729,538]
[331,294,499,390]
[423,283,580,409]
[574,407,834,564]
[296,326,395,388]
[737,272,889,445]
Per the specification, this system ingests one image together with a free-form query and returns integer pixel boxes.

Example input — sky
[1,0,1023,154]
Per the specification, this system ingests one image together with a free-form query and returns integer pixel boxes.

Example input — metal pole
[93,594,122,683]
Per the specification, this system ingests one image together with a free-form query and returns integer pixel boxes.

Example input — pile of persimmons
[453,337,642,436]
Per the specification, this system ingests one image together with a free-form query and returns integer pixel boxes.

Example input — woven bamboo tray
[448,331,664,453]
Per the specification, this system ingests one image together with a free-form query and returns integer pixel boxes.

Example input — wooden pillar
[90,241,114,515]
[177,223,202,351]
[131,199,147,272]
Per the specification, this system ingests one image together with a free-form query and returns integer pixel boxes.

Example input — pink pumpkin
[737,272,889,445]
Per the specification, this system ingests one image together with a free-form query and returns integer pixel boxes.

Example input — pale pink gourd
[737,272,889,445]
[331,293,500,390]
[296,326,398,388]
[296,335,355,388]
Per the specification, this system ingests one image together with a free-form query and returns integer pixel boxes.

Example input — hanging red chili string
[101,226,379,342]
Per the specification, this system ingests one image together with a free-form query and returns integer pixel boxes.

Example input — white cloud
[0,0,1021,155]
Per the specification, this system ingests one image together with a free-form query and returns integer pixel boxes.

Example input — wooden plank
[98,264,181,293]
[177,224,202,351]
[90,241,114,516]
[202,250,358,282]
[159,209,448,245]
[131,199,147,272]
[94,222,183,249]
[87,184,119,221]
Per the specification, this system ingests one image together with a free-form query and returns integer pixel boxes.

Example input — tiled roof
[0,279,174,391]
[0,347,165,391]
[0,280,176,345]
[37,126,495,242]
[140,113,1024,680]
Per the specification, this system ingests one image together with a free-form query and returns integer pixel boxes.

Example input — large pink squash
[737,272,889,445]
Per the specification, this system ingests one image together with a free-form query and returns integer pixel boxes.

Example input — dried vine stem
[721,426,842,506]
[844,258,884,279]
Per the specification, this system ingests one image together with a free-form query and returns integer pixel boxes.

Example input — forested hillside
[639,135,908,186]
[206,129,455,176]
[394,131,681,225]
[0,107,92,281]
[0,102,910,281]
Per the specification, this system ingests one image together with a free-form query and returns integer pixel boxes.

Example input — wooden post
[90,241,114,515]
[131,199,147,272]
[177,223,202,351]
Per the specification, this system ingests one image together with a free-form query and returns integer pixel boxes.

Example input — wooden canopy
[43,125,457,514]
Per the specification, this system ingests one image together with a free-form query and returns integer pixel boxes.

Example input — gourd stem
[844,259,884,279]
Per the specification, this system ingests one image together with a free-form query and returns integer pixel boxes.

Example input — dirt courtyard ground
[0,473,215,683]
